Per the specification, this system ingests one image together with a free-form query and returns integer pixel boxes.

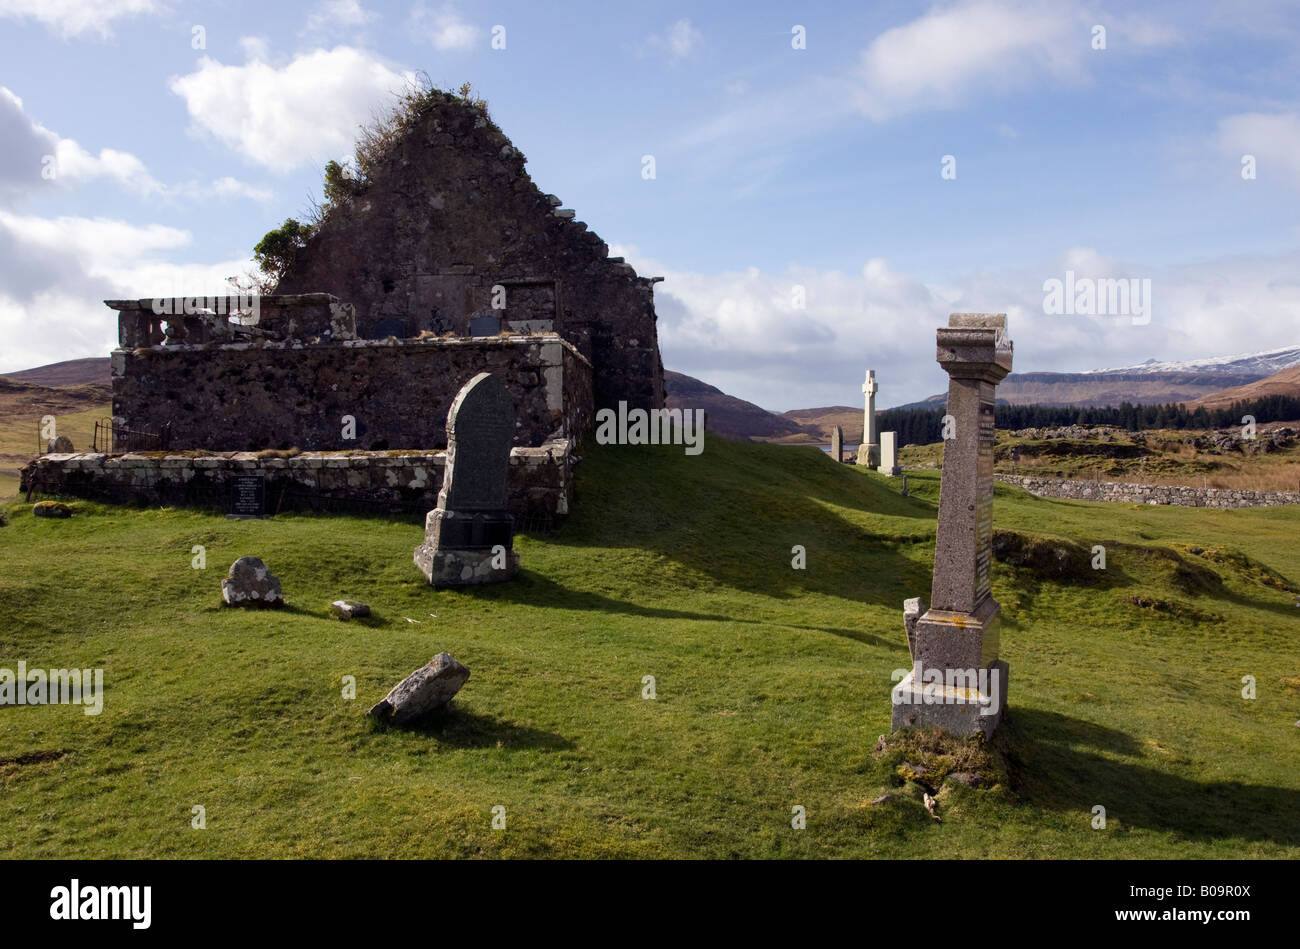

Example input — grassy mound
[1,435,1297,858]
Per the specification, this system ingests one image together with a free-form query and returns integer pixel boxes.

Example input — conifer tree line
[878,394,1300,448]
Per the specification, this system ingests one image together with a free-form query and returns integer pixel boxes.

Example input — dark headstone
[414,373,520,585]
[468,313,501,336]
[371,317,405,339]
[229,476,265,518]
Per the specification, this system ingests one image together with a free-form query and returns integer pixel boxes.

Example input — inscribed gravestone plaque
[469,314,501,337]
[414,372,520,586]
[230,475,266,518]
[975,397,995,601]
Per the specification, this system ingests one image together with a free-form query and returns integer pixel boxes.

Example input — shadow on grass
[1000,707,1300,845]
[514,439,941,608]
[384,705,573,751]
[457,572,897,646]
[453,570,748,623]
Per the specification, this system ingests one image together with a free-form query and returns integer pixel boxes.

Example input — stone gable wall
[272,94,663,412]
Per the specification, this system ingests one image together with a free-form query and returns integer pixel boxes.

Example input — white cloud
[409,3,477,51]
[0,86,162,201]
[168,46,415,172]
[166,176,275,202]
[0,210,256,373]
[305,0,377,33]
[0,0,163,39]
[616,243,1300,412]
[853,0,1089,121]
[644,19,702,63]
[1107,11,1183,48]
[1217,111,1300,189]
[0,85,268,205]
[850,1,1179,122]
[208,176,274,201]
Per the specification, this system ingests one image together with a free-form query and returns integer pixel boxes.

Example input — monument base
[413,544,520,587]
[890,659,1008,738]
[914,595,1002,672]
[877,465,901,477]
[856,444,879,467]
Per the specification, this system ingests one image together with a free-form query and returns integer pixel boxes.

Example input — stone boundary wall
[111,333,592,453]
[995,474,1300,508]
[20,442,575,521]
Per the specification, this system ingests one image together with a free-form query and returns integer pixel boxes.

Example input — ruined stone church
[32,90,667,518]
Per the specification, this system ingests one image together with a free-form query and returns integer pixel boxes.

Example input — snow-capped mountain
[1088,345,1300,377]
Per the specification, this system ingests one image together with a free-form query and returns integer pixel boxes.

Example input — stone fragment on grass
[32,500,72,518]
[221,556,284,607]
[369,652,469,725]
[332,599,370,620]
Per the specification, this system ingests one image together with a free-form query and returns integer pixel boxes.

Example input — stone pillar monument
[857,369,879,467]
[414,372,520,586]
[891,314,1012,737]
[830,425,843,463]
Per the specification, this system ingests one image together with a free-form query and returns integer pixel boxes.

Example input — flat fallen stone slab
[332,599,370,620]
[32,501,72,519]
[369,653,469,725]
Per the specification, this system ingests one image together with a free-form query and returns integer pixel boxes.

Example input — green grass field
[1,435,1297,858]
[0,404,108,501]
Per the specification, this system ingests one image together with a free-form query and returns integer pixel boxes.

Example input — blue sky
[2,0,1299,409]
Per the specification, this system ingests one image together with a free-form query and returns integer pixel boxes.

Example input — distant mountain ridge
[880,345,1300,411]
[1089,345,1300,376]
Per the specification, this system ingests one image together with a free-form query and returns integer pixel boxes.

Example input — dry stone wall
[21,442,576,521]
[996,474,1300,508]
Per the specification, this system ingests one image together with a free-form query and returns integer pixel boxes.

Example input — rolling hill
[0,356,110,387]
[775,406,862,444]
[663,370,813,441]
[1187,365,1300,413]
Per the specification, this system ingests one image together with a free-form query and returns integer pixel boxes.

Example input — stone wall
[110,334,592,452]
[21,442,575,521]
[271,92,664,412]
[995,474,1300,508]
